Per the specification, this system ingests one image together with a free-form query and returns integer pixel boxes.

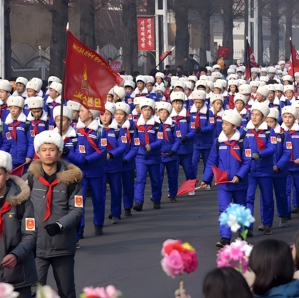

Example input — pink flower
[161,249,184,278]
[180,250,198,273]
[161,239,183,256]
[0,283,19,298]
[82,286,121,298]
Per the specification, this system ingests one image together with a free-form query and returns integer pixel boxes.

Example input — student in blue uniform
[24,81,40,117]
[133,97,163,211]
[234,93,249,129]
[1,96,28,171]
[201,109,251,247]
[157,101,181,202]
[132,75,148,98]
[169,91,196,195]
[245,102,276,236]
[209,94,224,140]
[114,101,138,217]
[0,80,12,123]
[131,97,142,123]
[100,102,127,223]
[12,77,28,98]
[67,100,81,128]
[113,86,126,103]
[124,80,135,110]
[62,105,107,239]
[190,89,215,182]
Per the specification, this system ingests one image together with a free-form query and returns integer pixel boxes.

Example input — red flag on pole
[212,166,231,185]
[177,179,199,196]
[160,50,172,61]
[217,46,230,59]
[288,39,299,77]
[244,40,257,80]
[63,30,123,113]
[11,164,25,177]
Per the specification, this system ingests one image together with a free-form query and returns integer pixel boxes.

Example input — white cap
[115,102,131,115]
[48,76,60,83]
[260,67,268,73]
[206,66,213,72]
[251,102,270,117]
[268,66,276,73]
[236,67,243,73]
[278,60,285,66]
[274,84,284,92]
[221,79,227,88]
[213,64,221,70]
[227,74,236,80]
[156,85,166,93]
[229,65,237,70]
[295,72,299,77]
[171,76,179,82]
[251,67,260,73]
[155,72,165,79]
[211,72,222,79]
[238,79,246,86]
[34,130,63,152]
[283,75,293,82]
[7,96,24,108]
[210,94,223,104]
[89,109,100,119]
[0,80,12,92]
[174,81,186,90]
[259,81,266,87]
[26,81,38,92]
[185,82,194,90]
[16,77,28,86]
[206,81,214,90]
[134,97,142,106]
[53,105,72,121]
[170,91,185,102]
[195,80,207,88]
[136,75,147,84]
[267,84,275,92]
[157,101,172,114]
[192,90,206,100]
[108,88,114,96]
[281,106,298,118]
[267,108,279,120]
[188,75,198,82]
[292,101,299,109]
[239,84,252,95]
[259,76,269,83]
[228,80,238,87]
[140,97,155,110]
[124,80,136,89]
[257,85,269,98]
[234,93,246,104]
[49,82,62,94]
[199,75,207,80]
[105,101,116,115]
[27,97,44,109]
[250,81,260,87]
[113,86,126,99]
[277,70,282,74]
[31,78,43,92]
[67,100,81,111]
[145,76,155,85]
[284,85,295,93]
[0,151,12,173]
[222,110,242,126]
[213,81,223,90]
[227,69,235,74]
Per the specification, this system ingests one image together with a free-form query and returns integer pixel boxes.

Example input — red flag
[160,51,172,61]
[212,166,231,185]
[11,164,25,177]
[245,41,257,80]
[217,46,230,59]
[177,179,199,196]
[288,40,299,77]
[63,30,123,113]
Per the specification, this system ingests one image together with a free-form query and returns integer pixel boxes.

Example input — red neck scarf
[0,201,12,238]
[31,119,42,135]
[136,125,154,145]
[195,113,201,128]
[105,128,114,151]
[78,128,102,154]
[124,128,131,145]
[9,121,22,141]
[162,124,170,142]
[173,116,184,127]
[224,141,242,162]
[249,129,266,151]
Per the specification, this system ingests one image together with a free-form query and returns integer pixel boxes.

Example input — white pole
[253,0,258,59]
[155,0,160,67]
[162,0,168,66]
[248,0,251,46]
[0,0,4,78]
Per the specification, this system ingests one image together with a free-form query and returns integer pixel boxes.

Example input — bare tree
[4,0,11,79]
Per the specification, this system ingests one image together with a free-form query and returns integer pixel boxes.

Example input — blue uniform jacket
[190,104,214,149]
[170,107,195,155]
[203,130,251,191]
[245,120,276,177]
[66,119,107,177]
[0,102,9,123]
[44,96,62,130]
[210,108,224,140]
[133,115,163,164]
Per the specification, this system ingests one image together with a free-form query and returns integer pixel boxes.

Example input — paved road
[47,164,299,298]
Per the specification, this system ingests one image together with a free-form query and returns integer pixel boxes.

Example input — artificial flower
[180,250,198,273]
[36,285,60,298]
[81,286,122,298]
[161,249,184,278]
[0,283,19,298]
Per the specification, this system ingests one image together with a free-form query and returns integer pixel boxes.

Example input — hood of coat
[5,175,30,206]
[263,280,299,298]
[27,159,83,185]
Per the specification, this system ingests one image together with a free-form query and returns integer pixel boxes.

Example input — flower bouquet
[219,203,255,240]
[161,239,198,289]
[80,285,122,298]
[0,283,19,298]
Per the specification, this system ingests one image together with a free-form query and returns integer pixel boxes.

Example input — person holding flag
[200,110,251,248]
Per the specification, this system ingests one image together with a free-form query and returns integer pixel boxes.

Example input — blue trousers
[192,148,211,177]
[246,175,274,228]
[288,172,299,208]
[122,170,135,209]
[218,188,247,239]
[160,160,179,198]
[178,154,196,181]
[287,173,298,211]
[134,160,161,203]
[104,172,122,218]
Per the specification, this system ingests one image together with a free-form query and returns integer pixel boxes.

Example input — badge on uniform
[157,132,163,139]
[121,136,127,143]
[271,136,277,144]
[191,122,195,129]
[49,125,54,130]
[128,98,132,104]
[209,117,215,124]
[30,130,35,137]
[176,130,182,137]
[25,218,35,231]
[74,195,83,207]
[245,149,251,157]
[79,145,86,153]
[134,138,140,145]
[6,132,11,140]
[101,138,107,146]
[286,142,292,149]
[128,114,133,120]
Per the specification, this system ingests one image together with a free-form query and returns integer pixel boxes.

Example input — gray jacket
[0,175,37,289]
[24,160,83,258]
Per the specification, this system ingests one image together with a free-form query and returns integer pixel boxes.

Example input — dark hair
[249,239,294,296]
[293,231,299,270]
[203,267,252,298]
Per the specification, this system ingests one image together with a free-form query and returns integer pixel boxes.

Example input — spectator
[189,54,199,70]
[163,65,171,75]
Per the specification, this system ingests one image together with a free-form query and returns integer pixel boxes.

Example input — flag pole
[154,46,175,69]
[290,37,295,85]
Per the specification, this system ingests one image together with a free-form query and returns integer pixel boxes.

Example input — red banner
[217,45,230,59]
[288,41,299,77]
[160,50,172,61]
[137,17,155,51]
[63,30,123,113]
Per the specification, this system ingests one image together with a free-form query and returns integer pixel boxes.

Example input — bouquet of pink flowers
[80,285,121,298]
[161,239,198,288]
[0,283,19,298]
[216,239,253,273]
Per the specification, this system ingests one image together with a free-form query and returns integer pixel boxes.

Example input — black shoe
[79,227,84,239]
[264,225,272,235]
[94,225,103,235]
[216,238,230,248]
[76,241,81,249]
[287,212,292,220]
[154,202,161,209]
[133,203,143,211]
[292,206,298,213]
[125,209,132,217]
[170,197,177,203]
[108,214,112,219]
